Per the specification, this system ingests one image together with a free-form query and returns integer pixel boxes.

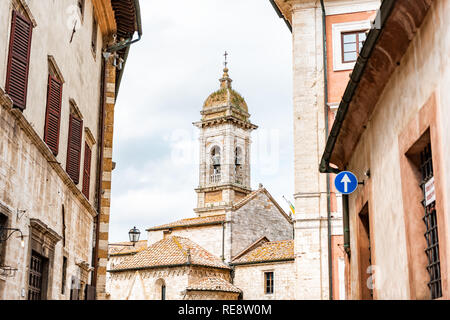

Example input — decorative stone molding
[48,55,65,83]
[84,127,97,147]
[69,99,84,120]
[30,218,62,250]
[12,0,37,27]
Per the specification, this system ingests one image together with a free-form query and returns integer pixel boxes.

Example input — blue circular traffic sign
[334,171,358,194]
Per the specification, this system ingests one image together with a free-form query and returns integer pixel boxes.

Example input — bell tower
[194,56,257,217]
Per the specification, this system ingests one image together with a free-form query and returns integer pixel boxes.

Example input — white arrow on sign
[340,174,351,193]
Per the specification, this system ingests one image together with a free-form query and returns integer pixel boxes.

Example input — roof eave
[320,0,433,173]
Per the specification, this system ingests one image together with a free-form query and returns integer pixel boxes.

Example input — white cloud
[109,0,294,242]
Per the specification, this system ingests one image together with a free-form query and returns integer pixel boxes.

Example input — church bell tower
[194,55,257,217]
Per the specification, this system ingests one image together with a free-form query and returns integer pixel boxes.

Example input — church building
[106,65,295,300]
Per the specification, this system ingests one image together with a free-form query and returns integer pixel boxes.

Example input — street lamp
[0,227,25,248]
[109,226,141,248]
[128,226,141,245]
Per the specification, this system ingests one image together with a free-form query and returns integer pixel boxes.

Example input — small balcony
[210,173,222,184]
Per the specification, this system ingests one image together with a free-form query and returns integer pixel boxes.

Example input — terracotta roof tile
[108,240,147,256]
[110,236,229,272]
[187,277,241,293]
[231,240,294,264]
[146,215,225,231]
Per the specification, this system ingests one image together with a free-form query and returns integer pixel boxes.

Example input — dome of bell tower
[203,67,248,112]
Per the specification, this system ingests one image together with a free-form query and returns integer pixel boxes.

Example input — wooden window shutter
[44,75,63,155]
[82,142,92,199]
[5,10,33,110]
[66,114,83,184]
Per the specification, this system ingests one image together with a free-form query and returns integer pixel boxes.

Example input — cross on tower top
[223,51,228,68]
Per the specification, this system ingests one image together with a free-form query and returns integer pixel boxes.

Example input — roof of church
[203,68,248,112]
[232,186,293,223]
[109,236,229,272]
[186,277,241,293]
[146,214,226,231]
[231,239,295,265]
[108,240,147,256]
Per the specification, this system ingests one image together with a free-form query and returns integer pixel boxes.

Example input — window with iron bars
[420,143,442,299]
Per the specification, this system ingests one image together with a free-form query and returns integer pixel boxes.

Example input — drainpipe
[91,52,106,290]
[320,0,333,301]
[91,0,143,292]
[342,194,350,256]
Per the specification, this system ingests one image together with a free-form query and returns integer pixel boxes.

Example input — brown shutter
[82,142,92,199]
[5,10,33,110]
[66,114,83,184]
[44,75,63,155]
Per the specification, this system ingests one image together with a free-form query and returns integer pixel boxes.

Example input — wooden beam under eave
[92,0,117,38]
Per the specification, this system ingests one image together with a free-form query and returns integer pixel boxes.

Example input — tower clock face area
[194,66,257,216]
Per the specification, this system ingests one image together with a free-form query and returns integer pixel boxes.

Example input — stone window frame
[398,93,448,299]
[26,219,62,300]
[332,20,371,71]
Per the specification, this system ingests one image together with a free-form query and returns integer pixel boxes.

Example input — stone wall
[230,192,293,258]
[233,261,295,300]
[108,266,230,300]
[0,99,95,300]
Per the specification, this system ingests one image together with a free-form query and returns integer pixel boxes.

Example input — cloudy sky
[109,0,293,242]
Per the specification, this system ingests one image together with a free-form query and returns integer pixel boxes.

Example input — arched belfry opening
[235,147,243,184]
[210,146,221,184]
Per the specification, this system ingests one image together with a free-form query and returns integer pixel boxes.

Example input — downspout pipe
[319,0,333,301]
[92,0,143,292]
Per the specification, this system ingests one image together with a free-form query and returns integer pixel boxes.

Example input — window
[44,74,63,155]
[91,14,98,54]
[66,112,83,184]
[61,257,67,295]
[210,146,221,184]
[28,251,48,300]
[420,143,442,299]
[332,20,371,71]
[82,142,92,199]
[341,31,367,63]
[5,10,33,110]
[161,284,166,300]
[235,147,243,184]
[264,272,274,294]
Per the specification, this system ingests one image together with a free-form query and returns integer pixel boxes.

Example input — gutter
[319,0,396,174]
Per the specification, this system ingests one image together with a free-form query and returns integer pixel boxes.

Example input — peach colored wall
[326,11,377,104]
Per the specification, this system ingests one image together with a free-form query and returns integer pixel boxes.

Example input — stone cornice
[195,184,252,194]
[30,218,62,246]
[193,115,258,130]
